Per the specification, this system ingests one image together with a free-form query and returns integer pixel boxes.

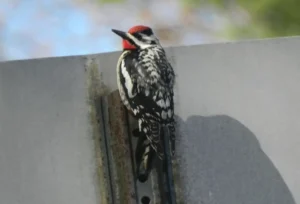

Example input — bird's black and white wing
[117,47,175,159]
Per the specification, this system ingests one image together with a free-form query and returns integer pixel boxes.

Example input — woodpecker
[112,25,176,163]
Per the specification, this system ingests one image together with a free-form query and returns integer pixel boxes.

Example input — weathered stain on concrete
[106,90,137,204]
[85,57,111,204]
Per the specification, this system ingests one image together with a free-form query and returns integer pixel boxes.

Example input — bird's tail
[139,119,176,160]
[139,119,164,160]
[135,119,176,182]
[135,133,155,182]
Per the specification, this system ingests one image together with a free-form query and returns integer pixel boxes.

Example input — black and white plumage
[134,130,156,182]
[112,25,176,163]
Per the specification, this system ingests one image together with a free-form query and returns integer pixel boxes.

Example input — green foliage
[182,0,300,38]
[179,0,202,8]
[97,0,300,39]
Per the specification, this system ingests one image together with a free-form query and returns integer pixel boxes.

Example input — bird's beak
[111,29,129,40]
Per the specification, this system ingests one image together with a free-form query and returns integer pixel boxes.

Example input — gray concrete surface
[0,58,100,204]
[1,36,300,204]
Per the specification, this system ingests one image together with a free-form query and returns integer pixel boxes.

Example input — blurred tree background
[204,0,300,38]
[0,0,299,61]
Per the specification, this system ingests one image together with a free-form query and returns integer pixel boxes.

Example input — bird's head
[112,25,160,50]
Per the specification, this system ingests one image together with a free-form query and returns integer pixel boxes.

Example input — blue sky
[0,0,221,61]
[1,0,118,60]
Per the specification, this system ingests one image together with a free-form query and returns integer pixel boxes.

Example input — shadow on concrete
[176,115,295,204]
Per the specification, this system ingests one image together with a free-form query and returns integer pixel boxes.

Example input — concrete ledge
[1,36,300,204]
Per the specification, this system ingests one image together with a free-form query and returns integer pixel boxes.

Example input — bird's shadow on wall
[175,115,295,204]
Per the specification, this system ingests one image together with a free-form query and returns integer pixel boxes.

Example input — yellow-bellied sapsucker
[112,25,176,181]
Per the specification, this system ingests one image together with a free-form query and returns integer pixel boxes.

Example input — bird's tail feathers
[135,133,155,182]
[139,119,176,160]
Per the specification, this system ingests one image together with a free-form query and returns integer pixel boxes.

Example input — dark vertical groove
[156,158,167,204]
[99,96,115,204]
[124,110,139,203]
[163,126,177,204]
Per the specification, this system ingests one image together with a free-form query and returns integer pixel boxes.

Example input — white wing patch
[161,111,167,119]
[121,60,136,98]
[156,97,170,109]
[133,109,139,115]
[144,88,150,96]
[116,51,131,110]
[165,97,170,107]
[168,109,172,118]
[156,99,165,108]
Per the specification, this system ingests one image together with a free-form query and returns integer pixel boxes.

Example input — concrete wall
[0,57,101,204]
[1,36,300,204]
